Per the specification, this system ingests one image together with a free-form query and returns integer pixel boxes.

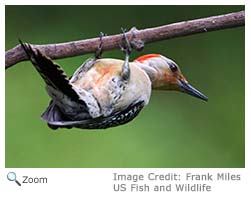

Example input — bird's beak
[179,80,208,101]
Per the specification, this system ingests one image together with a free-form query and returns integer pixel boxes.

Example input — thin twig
[5,10,244,69]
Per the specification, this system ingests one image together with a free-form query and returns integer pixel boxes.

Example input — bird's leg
[120,28,131,81]
[95,32,106,59]
[70,32,106,83]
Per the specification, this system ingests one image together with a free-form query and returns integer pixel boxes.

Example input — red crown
[134,54,161,63]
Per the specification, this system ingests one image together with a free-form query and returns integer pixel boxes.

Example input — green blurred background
[5,5,244,168]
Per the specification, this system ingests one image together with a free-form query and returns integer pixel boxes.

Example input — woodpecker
[19,31,207,130]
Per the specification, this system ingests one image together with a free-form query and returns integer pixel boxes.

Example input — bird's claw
[95,32,106,59]
[120,28,132,56]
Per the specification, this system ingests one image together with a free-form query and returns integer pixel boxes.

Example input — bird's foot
[120,28,132,57]
[95,32,106,59]
[120,28,131,80]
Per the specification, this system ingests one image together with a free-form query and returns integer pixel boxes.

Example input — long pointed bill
[179,80,208,101]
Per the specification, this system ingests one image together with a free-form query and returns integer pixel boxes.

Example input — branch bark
[5,10,244,69]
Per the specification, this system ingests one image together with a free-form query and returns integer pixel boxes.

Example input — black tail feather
[19,40,83,103]
[41,101,73,130]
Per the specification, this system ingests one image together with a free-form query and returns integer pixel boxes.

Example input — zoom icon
[7,172,21,186]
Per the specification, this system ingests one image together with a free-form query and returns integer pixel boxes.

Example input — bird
[19,31,207,130]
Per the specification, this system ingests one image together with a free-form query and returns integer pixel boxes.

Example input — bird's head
[134,54,208,101]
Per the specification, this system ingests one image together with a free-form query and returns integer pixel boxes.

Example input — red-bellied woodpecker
[19,32,207,130]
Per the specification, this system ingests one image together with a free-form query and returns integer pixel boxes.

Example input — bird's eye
[169,62,178,72]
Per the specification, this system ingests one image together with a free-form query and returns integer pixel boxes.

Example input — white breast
[71,58,152,118]
[112,62,152,111]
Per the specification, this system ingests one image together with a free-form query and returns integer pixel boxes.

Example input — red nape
[134,54,161,63]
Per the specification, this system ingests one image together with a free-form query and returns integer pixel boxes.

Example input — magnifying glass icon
[7,172,21,186]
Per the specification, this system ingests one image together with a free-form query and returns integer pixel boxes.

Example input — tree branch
[5,10,244,69]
